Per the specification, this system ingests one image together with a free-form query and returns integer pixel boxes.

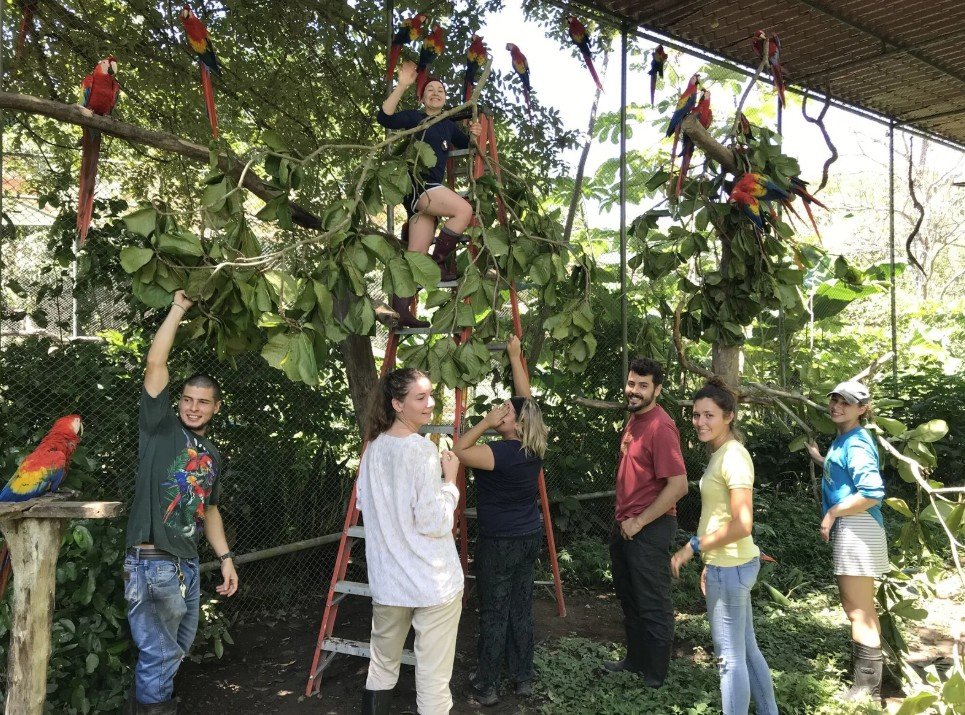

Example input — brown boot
[390,293,429,329]
[432,226,462,282]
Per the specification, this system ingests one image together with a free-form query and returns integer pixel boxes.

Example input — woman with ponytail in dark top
[671,378,778,715]
[453,336,549,706]
[357,368,463,715]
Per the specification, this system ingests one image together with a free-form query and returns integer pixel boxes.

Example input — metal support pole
[776,100,787,388]
[889,120,898,393]
[619,24,629,384]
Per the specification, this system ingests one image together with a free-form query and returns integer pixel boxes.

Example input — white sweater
[357,433,463,607]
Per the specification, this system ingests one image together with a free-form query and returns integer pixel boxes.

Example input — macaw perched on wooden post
[0,415,83,598]
[665,73,699,185]
[14,0,39,63]
[386,13,427,85]
[506,43,532,119]
[416,24,445,97]
[648,44,668,105]
[675,89,712,198]
[752,30,786,108]
[566,16,604,92]
[76,56,119,246]
[180,5,222,139]
[463,34,488,102]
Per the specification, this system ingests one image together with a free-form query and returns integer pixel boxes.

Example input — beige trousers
[366,592,463,715]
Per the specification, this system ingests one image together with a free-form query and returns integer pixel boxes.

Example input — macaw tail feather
[15,10,32,62]
[668,128,681,192]
[581,49,604,92]
[650,75,657,105]
[524,89,532,121]
[200,65,219,139]
[676,142,693,198]
[773,64,786,108]
[0,545,10,601]
[416,68,428,97]
[77,128,102,245]
[386,45,402,85]
[464,80,473,103]
[800,199,822,241]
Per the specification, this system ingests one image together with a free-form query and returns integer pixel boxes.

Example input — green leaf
[313,280,334,317]
[388,257,418,298]
[404,251,442,289]
[788,434,807,452]
[261,333,294,371]
[361,234,398,264]
[119,247,154,273]
[85,653,99,674]
[482,227,510,257]
[156,231,204,258]
[885,497,913,519]
[876,416,906,437]
[123,206,158,237]
[900,419,948,444]
[133,281,173,309]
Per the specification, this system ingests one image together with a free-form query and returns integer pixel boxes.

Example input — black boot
[362,688,393,715]
[138,699,178,714]
[841,641,883,702]
[432,227,462,282]
[390,293,429,329]
[123,690,137,715]
[636,640,673,688]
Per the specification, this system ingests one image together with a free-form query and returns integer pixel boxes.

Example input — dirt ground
[178,581,960,714]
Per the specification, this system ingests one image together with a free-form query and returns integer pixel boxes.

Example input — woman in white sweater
[357,367,463,715]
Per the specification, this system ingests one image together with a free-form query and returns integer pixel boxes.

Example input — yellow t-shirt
[697,440,760,566]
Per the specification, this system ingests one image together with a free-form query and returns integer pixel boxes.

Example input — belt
[127,547,176,561]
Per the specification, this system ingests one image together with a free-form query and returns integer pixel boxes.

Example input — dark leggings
[474,532,542,689]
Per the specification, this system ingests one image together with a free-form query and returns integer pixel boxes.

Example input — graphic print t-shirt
[125,386,221,558]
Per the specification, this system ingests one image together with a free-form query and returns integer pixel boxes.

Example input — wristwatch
[218,551,236,563]
[689,535,701,554]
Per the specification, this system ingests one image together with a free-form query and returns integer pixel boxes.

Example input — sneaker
[515,680,533,697]
[470,685,499,707]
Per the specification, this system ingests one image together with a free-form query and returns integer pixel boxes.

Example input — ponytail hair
[364,367,427,442]
[511,397,549,459]
[692,376,744,444]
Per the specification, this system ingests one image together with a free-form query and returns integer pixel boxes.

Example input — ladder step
[447,148,472,159]
[346,525,365,538]
[464,507,477,519]
[463,573,555,586]
[334,580,371,597]
[487,342,506,352]
[323,637,416,666]
[437,279,458,289]
[393,327,451,335]
[420,425,500,436]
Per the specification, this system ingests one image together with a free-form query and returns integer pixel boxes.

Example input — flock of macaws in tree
[22,0,821,247]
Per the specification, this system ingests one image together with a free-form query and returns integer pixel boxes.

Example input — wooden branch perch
[801,86,838,193]
[680,113,741,176]
[0,92,323,230]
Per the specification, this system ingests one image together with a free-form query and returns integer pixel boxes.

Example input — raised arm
[381,60,417,117]
[507,335,531,398]
[145,290,193,398]
[453,403,512,471]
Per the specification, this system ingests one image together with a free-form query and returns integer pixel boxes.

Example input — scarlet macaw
[463,34,488,102]
[729,186,765,232]
[566,16,603,92]
[730,172,789,232]
[386,13,428,85]
[783,176,828,239]
[416,24,445,97]
[506,43,532,119]
[180,5,221,139]
[676,90,712,198]
[665,73,699,185]
[14,0,39,63]
[648,44,668,105]
[752,30,786,108]
[0,415,83,598]
[76,56,120,246]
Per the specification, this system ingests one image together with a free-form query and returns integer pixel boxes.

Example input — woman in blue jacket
[378,60,481,327]
[806,380,887,703]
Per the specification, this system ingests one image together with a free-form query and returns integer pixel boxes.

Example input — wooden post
[0,499,123,715]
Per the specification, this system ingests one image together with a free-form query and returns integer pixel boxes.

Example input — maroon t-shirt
[615,405,686,521]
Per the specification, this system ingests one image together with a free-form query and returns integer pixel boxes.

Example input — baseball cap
[827,381,870,405]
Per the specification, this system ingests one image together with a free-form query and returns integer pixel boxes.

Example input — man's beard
[625,393,655,413]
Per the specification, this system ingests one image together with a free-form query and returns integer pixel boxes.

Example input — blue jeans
[705,558,778,715]
[124,552,201,704]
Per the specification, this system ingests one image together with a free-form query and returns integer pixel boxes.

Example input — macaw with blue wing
[729,172,789,232]
[506,43,532,120]
[675,89,712,197]
[180,5,222,139]
[463,34,488,102]
[386,13,427,85]
[77,56,119,246]
[416,24,445,97]
[566,16,604,92]
[648,44,668,105]
[665,73,699,188]
[0,415,83,598]
[753,30,786,108]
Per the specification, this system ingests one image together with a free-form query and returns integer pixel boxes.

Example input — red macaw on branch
[648,44,668,105]
[14,0,39,63]
[416,24,445,97]
[180,5,221,139]
[386,13,428,85]
[0,415,83,598]
[730,172,789,232]
[665,73,699,184]
[566,16,604,92]
[77,56,119,245]
[463,34,488,102]
[506,43,532,119]
[676,89,712,197]
[752,30,786,108]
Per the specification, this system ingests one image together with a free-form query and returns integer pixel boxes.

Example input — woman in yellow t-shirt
[671,377,778,715]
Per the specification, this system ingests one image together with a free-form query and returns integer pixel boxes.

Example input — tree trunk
[340,335,377,437]
[711,343,741,387]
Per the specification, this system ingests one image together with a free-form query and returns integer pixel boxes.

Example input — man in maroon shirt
[604,357,688,687]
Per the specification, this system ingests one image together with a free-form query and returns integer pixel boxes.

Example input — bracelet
[689,535,701,554]
[218,551,235,563]
[172,303,187,312]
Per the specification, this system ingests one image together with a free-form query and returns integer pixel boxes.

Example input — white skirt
[831,512,889,577]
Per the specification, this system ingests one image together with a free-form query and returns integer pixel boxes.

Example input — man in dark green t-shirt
[124,290,238,714]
